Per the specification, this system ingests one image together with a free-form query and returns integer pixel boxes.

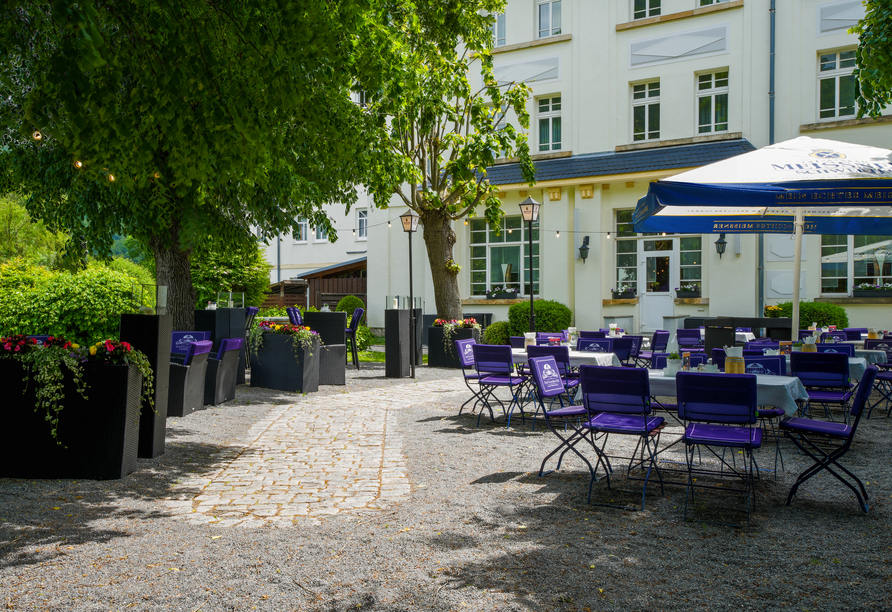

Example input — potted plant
[428,318,482,368]
[852,282,892,298]
[486,285,519,300]
[248,320,322,392]
[764,304,782,318]
[664,352,682,375]
[611,283,636,299]
[675,283,701,298]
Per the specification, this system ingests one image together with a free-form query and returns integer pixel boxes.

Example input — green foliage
[190,237,272,308]
[0,193,66,267]
[258,306,288,318]
[508,300,572,336]
[771,301,850,330]
[484,320,510,345]
[0,260,149,344]
[337,295,366,319]
[354,325,374,352]
[852,2,892,118]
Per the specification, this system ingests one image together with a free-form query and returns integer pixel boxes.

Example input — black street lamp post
[519,197,541,333]
[400,210,420,378]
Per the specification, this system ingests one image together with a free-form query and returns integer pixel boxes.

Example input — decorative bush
[354,325,374,352]
[508,300,572,336]
[484,321,510,345]
[336,295,366,320]
[770,301,849,329]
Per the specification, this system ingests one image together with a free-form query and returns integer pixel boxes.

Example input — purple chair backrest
[677,329,702,346]
[287,307,303,326]
[820,331,848,343]
[677,372,758,424]
[799,330,815,340]
[651,330,670,352]
[183,340,214,366]
[172,331,211,354]
[745,341,779,352]
[455,338,477,368]
[744,355,785,376]
[471,344,513,376]
[578,365,651,415]
[864,339,892,361]
[850,366,878,419]
[577,338,613,353]
[652,353,707,369]
[579,330,606,338]
[816,343,855,357]
[349,308,365,332]
[217,337,244,359]
[528,356,567,399]
[626,335,643,358]
[844,327,867,341]
[790,352,850,387]
[527,345,571,376]
[509,336,525,349]
[711,348,726,370]
[612,337,635,362]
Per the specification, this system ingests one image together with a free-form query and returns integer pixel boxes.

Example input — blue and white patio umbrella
[633,137,892,337]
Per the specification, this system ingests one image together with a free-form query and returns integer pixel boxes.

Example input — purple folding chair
[169,340,214,417]
[799,330,816,340]
[527,345,578,403]
[864,339,892,416]
[471,344,528,428]
[509,336,525,349]
[780,366,878,513]
[743,355,786,474]
[676,328,704,351]
[345,307,364,370]
[577,338,614,353]
[711,348,726,371]
[844,327,868,341]
[624,335,644,367]
[170,331,211,364]
[745,341,780,352]
[527,356,595,478]
[790,352,853,422]
[579,330,607,338]
[579,365,665,510]
[651,353,707,370]
[612,337,636,366]
[204,338,244,405]
[455,338,486,416]
[286,307,303,326]
[815,343,855,358]
[636,330,669,367]
[820,331,848,343]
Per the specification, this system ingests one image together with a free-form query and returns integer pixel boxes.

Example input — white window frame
[469,216,539,297]
[314,224,328,243]
[537,0,561,39]
[821,235,892,295]
[818,49,857,121]
[493,13,506,47]
[696,70,729,134]
[537,96,562,152]
[632,80,660,142]
[633,0,661,20]
[357,209,368,240]
[698,0,728,6]
[294,216,308,243]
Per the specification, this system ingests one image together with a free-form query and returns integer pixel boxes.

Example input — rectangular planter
[0,361,141,480]
[385,309,410,378]
[195,308,248,384]
[675,291,700,299]
[487,293,517,300]
[319,344,347,385]
[612,292,636,300]
[303,311,347,345]
[250,333,320,393]
[428,327,480,369]
[853,290,892,298]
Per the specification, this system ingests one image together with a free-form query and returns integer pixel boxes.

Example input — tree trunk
[151,224,196,331]
[420,211,463,320]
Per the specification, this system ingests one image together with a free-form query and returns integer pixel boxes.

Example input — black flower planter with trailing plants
[0,362,141,480]
[611,292,636,300]
[487,293,517,300]
[853,290,892,298]
[675,291,700,299]
[428,327,480,369]
[250,333,320,393]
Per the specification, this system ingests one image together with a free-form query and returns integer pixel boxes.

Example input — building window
[493,13,506,47]
[538,96,562,152]
[821,235,892,294]
[819,50,856,120]
[615,210,638,294]
[679,237,702,291]
[632,80,660,142]
[315,224,328,242]
[294,217,308,243]
[470,216,539,296]
[699,0,728,6]
[633,0,660,20]
[697,70,729,134]
[357,209,368,239]
[538,0,561,38]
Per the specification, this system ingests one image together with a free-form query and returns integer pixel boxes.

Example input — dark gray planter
[853,290,892,298]
[195,308,248,384]
[319,344,347,385]
[250,333,320,393]
[675,291,700,299]
[612,292,636,300]
[487,293,517,300]
[428,327,480,369]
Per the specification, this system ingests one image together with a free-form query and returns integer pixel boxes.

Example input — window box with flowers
[248,321,322,392]
[675,284,701,299]
[428,318,482,368]
[852,283,892,298]
[611,284,637,300]
[0,336,153,480]
[486,286,519,300]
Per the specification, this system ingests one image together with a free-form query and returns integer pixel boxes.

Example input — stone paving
[164,377,467,527]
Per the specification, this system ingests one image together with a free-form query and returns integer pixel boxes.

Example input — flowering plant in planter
[83,339,155,412]
[675,283,700,293]
[487,285,518,297]
[612,283,636,297]
[432,318,482,354]
[853,282,892,291]
[248,320,322,356]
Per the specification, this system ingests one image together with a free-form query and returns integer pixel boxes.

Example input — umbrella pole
[791,208,804,341]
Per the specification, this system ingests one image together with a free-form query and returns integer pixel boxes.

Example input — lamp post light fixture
[400,210,420,378]
[714,233,728,259]
[519,197,540,333]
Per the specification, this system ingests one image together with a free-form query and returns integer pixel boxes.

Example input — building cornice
[616,0,744,32]
[490,33,572,55]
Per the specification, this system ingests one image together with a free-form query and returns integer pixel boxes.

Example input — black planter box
[428,327,480,368]
[0,361,141,480]
[611,292,636,300]
[319,344,347,385]
[853,290,892,298]
[303,312,347,345]
[385,309,410,378]
[119,313,171,458]
[487,293,518,300]
[195,308,247,384]
[675,291,700,299]
[250,333,320,393]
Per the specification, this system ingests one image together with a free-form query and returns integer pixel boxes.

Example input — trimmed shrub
[772,300,849,329]
[484,320,510,345]
[336,295,366,320]
[508,300,572,336]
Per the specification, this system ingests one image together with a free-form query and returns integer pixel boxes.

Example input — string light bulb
[73,160,83,168]
[107,174,116,182]
[154,172,161,179]
[556,231,560,238]
[32,131,42,140]
[352,229,356,236]
[607,231,611,239]
[661,232,666,236]
[388,221,391,227]
[464,219,468,225]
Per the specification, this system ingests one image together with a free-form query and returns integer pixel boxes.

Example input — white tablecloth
[855,349,888,364]
[512,348,621,368]
[647,370,808,417]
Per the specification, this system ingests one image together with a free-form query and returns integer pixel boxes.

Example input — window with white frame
[819,50,856,120]
[679,237,702,291]
[632,80,660,142]
[697,70,729,134]
[821,235,892,294]
[699,0,728,6]
[357,209,368,239]
[493,13,506,47]
[633,0,660,20]
[615,210,638,293]
[314,224,328,242]
[294,216,308,243]
[537,0,561,38]
[469,216,539,296]
[538,96,562,152]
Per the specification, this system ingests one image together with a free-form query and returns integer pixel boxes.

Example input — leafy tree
[0,0,403,329]
[190,236,272,308]
[0,193,65,266]
[853,1,892,118]
[368,0,535,320]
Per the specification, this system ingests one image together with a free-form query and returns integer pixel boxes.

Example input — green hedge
[484,320,510,345]
[508,300,572,336]
[771,301,849,329]
[336,295,366,321]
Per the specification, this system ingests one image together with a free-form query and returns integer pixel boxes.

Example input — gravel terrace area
[2,364,892,611]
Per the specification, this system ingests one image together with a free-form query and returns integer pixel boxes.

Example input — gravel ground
[2,364,892,611]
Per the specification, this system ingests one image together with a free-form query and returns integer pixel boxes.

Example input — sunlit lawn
[358,351,428,364]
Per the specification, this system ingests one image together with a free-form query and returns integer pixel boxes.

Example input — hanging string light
[388,221,391,227]
[556,230,560,238]
[32,131,42,140]
[108,174,116,182]
[352,229,356,236]
[73,160,83,168]
[607,231,611,239]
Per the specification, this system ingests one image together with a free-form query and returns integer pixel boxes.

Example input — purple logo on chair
[463,343,474,362]
[173,333,200,354]
[745,362,771,375]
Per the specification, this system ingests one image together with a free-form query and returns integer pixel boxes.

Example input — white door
[640,238,676,333]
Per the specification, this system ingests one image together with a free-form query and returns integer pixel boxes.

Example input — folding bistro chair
[844,328,868,341]
[509,336,525,349]
[711,348,726,371]
[636,330,670,367]
[676,372,761,523]
[455,338,486,416]
[780,366,878,513]
[286,307,303,326]
[790,352,853,422]
[471,344,528,427]
[799,330,816,340]
[612,337,636,366]
[577,338,614,353]
[743,355,786,473]
[816,343,855,357]
[578,365,665,510]
[676,328,704,351]
[623,335,644,367]
[745,341,780,352]
[579,330,607,338]
[864,339,892,416]
[527,345,578,402]
[527,356,596,478]
[820,331,849,343]
[345,307,364,369]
